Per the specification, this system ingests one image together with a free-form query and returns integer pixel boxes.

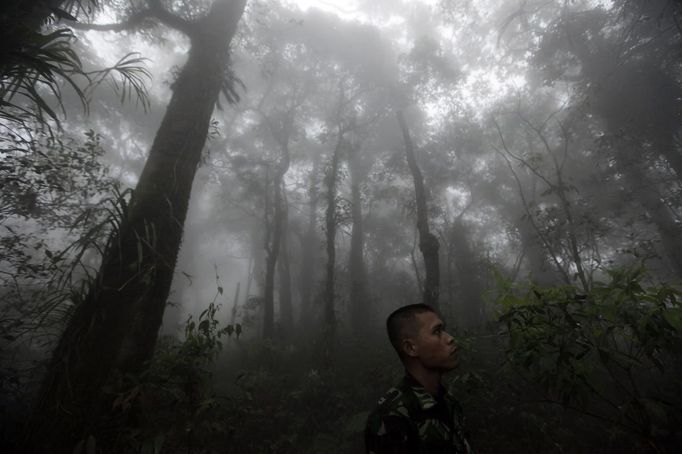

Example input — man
[365,304,472,454]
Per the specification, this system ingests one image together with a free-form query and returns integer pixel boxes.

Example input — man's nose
[445,332,455,344]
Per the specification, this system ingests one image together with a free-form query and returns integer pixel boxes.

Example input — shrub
[499,267,682,452]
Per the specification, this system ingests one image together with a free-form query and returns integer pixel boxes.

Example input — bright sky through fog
[289,0,439,18]
[82,0,526,123]
[289,0,360,14]
[287,0,526,119]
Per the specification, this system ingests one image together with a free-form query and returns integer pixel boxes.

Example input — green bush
[498,267,682,452]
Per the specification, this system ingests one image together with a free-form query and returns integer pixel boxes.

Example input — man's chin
[446,357,460,371]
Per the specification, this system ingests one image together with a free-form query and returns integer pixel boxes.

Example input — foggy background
[1,0,681,453]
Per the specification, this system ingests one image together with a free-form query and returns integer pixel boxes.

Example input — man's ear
[401,338,418,357]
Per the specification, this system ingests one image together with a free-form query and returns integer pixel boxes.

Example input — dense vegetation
[1,0,680,453]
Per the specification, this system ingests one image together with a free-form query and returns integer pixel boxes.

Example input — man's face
[405,311,459,372]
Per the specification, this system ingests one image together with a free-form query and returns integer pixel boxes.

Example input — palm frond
[1,21,150,132]
[84,53,152,112]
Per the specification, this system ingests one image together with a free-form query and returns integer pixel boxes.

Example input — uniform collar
[402,373,447,411]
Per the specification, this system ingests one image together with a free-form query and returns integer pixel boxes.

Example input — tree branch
[64,9,154,32]
[492,116,572,286]
[64,0,195,36]
[148,0,195,37]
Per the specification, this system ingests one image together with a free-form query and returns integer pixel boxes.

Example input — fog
[1,1,681,453]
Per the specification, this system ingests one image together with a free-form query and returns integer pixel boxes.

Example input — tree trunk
[262,136,291,338]
[449,220,484,328]
[263,166,278,339]
[278,193,293,337]
[298,155,319,330]
[443,232,454,310]
[396,110,440,309]
[229,281,241,325]
[251,221,265,323]
[231,253,253,325]
[28,1,247,451]
[348,145,369,336]
[515,215,561,286]
[323,135,343,334]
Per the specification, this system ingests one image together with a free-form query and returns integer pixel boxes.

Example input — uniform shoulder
[377,386,406,408]
[366,384,415,446]
[368,383,412,423]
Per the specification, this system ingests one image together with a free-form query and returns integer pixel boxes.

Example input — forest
[1,0,681,453]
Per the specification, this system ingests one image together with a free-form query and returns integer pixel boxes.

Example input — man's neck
[405,366,443,395]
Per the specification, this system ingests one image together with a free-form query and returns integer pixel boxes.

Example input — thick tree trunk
[27,1,247,451]
[348,146,369,336]
[396,110,440,309]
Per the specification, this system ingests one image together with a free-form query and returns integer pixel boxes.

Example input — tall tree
[28,0,248,451]
[297,153,320,330]
[259,101,297,339]
[348,144,370,336]
[396,110,440,308]
[277,196,293,337]
[263,161,289,339]
[323,132,344,335]
[448,219,485,327]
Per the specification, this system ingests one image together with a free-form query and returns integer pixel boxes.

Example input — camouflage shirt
[365,374,472,454]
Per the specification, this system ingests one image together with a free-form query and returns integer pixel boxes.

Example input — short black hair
[386,304,436,356]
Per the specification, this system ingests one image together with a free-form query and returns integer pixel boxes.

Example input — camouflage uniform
[365,374,472,454]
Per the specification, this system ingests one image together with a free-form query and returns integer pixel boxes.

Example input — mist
[1,1,681,453]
